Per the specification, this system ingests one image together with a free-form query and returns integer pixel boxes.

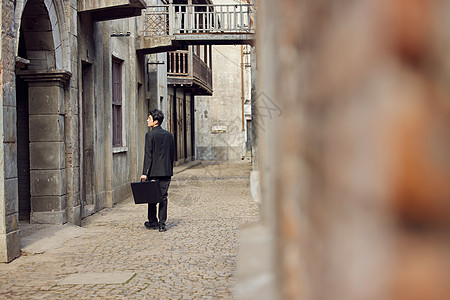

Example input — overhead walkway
[136,3,256,53]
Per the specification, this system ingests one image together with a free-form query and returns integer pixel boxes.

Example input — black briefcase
[131,180,163,204]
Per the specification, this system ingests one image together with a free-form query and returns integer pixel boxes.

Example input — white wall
[195,45,248,160]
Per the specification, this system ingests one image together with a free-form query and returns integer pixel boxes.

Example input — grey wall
[195,45,246,161]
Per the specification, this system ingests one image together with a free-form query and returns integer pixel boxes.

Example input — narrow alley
[0,162,258,299]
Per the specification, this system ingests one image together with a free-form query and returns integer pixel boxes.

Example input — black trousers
[148,176,171,226]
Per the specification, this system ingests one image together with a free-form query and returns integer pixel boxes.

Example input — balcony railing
[141,4,255,37]
[192,53,212,89]
[168,50,189,75]
[167,50,212,93]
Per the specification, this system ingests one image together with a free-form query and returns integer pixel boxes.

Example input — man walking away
[140,109,175,232]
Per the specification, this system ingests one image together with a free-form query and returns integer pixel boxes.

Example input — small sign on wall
[211,125,228,133]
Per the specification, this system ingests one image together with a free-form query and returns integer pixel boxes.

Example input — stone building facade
[0,0,218,263]
[166,44,213,165]
[194,0,252,161]
[0,0,152,262]
[195,44,252,161]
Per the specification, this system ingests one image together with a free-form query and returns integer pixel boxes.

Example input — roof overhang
[78,0,147,22]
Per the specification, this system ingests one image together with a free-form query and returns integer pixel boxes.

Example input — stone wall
[196,45,247,161]
[252,0,450,299]
[0,0,147,262]
[0,0,21,263]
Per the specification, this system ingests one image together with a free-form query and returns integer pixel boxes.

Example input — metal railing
[141,4,256,37]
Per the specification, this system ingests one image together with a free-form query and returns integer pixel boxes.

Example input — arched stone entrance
[16,0,71,224]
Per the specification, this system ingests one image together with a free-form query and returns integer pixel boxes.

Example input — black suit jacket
[142,126,175,177]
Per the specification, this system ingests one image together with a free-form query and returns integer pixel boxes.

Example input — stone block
[65,116,80,168]
[29,115,64,142]
[2,31,15,59]
[4,142,17,179]
[29,85,64,114]
[5,213,19,233]
[30,169,66,196]
[3,106,17,143]
[67,87,79,116]
[30,142,65,169]
[68,61,77,90]
[72,167,80,195]
[106,190,113,208]
[69,5,78,35]
[31,195,67,212]
[45,51,56,70]
[2,0,15,37]
[68,204,81,226]
[2,81,16,106]
[0,231,20,263]
[55,46,63,70]
[112,154,128,186]
[95,192,106,211]
[82,204,96,219]
[4,178,18,215]
[31,209,67,224]
[112,182,131,205]
[48,1,58,27]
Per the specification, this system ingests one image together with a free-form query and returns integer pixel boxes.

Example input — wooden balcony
[167,50,212,95]
[136,3,255,53]
[79,0,147,21]
[142,4,255,36]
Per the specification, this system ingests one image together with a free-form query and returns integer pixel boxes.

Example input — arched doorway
[16,0,70,224]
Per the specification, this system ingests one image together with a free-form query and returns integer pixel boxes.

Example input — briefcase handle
[140,177,159,183]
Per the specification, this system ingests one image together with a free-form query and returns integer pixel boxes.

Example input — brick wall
[258,1,450,299]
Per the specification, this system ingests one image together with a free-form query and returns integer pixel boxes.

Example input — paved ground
[0,161,259,299]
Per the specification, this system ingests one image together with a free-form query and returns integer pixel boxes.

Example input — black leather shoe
[144,221,158,230]
[159,225,166,232]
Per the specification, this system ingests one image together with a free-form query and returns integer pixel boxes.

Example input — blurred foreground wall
[255,0,450,299]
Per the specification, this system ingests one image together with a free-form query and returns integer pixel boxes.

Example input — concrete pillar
[20,70,71,224]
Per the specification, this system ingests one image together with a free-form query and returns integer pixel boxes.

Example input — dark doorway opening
[82,62,95,210]
[17,25,30,221]
[172,93,178,162]
[17,75,30,221]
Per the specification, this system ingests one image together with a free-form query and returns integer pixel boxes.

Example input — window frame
[112,57,123,147]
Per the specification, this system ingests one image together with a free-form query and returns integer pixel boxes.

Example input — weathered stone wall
[0,0,146,262]
[65,0,81,225]
[0,0,21,263]
[255,0,450,299]
[196,45,247,161]
[110,18,138,205]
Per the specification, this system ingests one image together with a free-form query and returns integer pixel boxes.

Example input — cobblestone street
[0,162,259,299]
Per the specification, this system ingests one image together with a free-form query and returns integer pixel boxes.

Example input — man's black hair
[149,109,164,126]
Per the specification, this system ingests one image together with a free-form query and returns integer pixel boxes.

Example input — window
[112,58,123,147]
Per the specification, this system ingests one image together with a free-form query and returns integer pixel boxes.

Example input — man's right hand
[140,175,147,181]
